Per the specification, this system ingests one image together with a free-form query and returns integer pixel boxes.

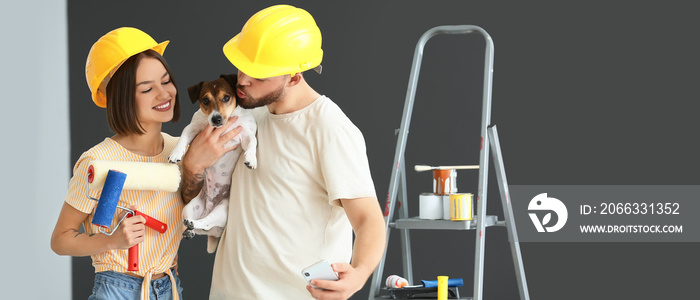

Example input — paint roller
[86,160,180,271]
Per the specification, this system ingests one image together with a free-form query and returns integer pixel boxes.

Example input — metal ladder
[368,25,529,300]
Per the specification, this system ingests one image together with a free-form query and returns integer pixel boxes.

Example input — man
[181,4,386,300]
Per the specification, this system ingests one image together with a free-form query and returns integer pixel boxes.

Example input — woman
[50,27,185,300]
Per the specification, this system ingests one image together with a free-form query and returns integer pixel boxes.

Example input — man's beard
[235,83,285,109]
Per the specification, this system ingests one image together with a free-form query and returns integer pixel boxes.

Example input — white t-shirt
[209,95,377,299]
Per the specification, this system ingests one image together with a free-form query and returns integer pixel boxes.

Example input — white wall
[0,0,71,299]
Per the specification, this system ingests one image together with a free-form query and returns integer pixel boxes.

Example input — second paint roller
[87,160,180,271]
[92,170,126,228]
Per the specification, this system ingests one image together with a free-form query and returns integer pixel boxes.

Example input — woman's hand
[109,206,146,250]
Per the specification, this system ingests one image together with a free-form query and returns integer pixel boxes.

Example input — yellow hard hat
[222,5,323,79]
[85,27,169,107]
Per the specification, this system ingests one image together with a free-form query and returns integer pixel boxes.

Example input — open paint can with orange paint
[433,169,457,195]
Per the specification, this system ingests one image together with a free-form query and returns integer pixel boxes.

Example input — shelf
[373,287,469,300]
[374,295,471,299]
[390,215,499,230]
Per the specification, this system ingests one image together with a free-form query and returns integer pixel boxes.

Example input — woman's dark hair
[105,49,180,135]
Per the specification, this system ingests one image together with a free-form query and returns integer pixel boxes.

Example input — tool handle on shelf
[437,276,448,300]
[421,278,464,288]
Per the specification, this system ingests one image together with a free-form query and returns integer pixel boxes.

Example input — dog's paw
[183,219,194,230]
[244,160,257,169]
[244,153,257,169]
[183,230,195,239]
[168,154,183,164]
[168,147,187,164]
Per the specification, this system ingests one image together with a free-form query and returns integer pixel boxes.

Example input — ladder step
[373,296,473,300]
[391,216,498,230]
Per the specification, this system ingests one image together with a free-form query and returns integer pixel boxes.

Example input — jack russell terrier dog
[169,74,257,253]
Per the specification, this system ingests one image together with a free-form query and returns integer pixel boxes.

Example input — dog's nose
[211,115,223,126]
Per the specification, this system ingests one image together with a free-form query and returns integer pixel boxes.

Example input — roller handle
[133,210,168,233]
[126,213,139,271]
[128,244,139,271]
[125,210,167,271]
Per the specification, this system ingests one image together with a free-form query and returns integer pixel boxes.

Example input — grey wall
[0,0,71,299]
[66,1,699,300]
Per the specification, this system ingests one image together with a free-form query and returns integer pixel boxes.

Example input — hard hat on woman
[85,27,169,107]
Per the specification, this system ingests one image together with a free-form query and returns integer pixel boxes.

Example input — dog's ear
[220,74,237,88]
[187,82,204,104]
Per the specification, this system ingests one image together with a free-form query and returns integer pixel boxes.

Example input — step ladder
[368,25,529,300]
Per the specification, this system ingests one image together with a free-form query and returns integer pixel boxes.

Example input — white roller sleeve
[88,160,181,192]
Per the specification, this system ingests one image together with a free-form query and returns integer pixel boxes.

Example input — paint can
[433,169,457,195]
[450,193,474,221]
[419,193,443,220]
[442,195,451,220]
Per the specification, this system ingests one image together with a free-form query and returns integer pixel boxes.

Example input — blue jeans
[88,270,184,300]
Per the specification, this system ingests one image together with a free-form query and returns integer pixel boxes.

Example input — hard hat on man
[223,5,323,79]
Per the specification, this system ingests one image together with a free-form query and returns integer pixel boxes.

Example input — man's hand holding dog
[181,116,242,203]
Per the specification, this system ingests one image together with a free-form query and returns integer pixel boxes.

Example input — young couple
[51,4,385,300]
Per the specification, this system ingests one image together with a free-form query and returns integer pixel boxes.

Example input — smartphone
[301,259,339,288]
